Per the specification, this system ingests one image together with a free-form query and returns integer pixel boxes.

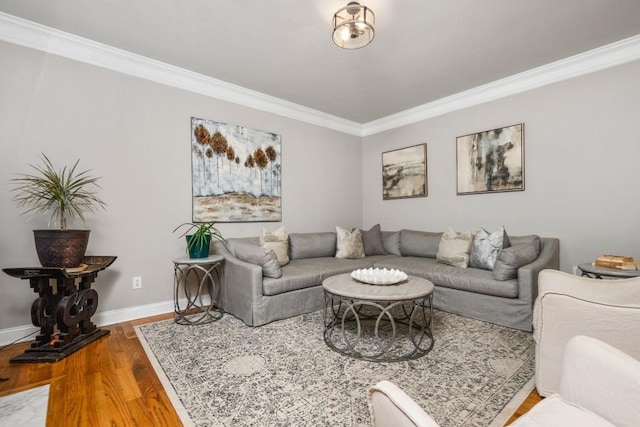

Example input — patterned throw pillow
[260,226,289,266]
[335,226,365,259]
[436,227,474,268]
[469,226,510,270]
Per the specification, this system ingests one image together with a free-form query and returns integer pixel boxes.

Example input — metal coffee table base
[323,293,434,362]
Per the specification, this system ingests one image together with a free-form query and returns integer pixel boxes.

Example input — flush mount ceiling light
[332,2,375,49]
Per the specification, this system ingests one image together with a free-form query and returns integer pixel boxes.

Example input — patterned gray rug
[136,310,534,427]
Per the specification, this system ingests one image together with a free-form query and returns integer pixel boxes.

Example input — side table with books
[579,254,640,279]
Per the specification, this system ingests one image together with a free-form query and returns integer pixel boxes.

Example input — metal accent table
[578,262,640,279]
[172,255,224,325]
[322,273,434,362]
[2,256,116,363]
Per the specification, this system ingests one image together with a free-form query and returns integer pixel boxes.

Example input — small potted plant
[173,222,225,259]
[11,154,106,268]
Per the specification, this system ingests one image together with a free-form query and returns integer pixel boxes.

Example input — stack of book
[594,255,639,270]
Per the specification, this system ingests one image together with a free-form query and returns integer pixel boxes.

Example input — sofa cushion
[335,226,365,259]
[234,243,282,279]
[373,256,519,298]
[509,235,542,256]
[493,243,539,281]
[289,232,336,260]
[436,227,473,268]
[260,226,289,266]
[469,226,509,270]
[382,231,401,255]
[361,224,386,256]
[262,257,375,296]
[400,229,442,258]
[225,237,260,256]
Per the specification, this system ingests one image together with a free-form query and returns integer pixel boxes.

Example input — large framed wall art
[191,117,282,222]
[382,143,428,200]
[456,123,524,195]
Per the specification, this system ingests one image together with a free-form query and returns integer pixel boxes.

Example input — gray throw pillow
[492,244,538,281]
[360,224,386,256]
[470,226,509,270]
[507,235,542,256]
[381,231,401,255]
[234,243,282,278]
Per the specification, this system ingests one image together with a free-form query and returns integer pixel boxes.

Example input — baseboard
[0,299,176,346]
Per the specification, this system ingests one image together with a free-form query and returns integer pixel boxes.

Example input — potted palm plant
[173,222,225,259]
[11,154,106,268]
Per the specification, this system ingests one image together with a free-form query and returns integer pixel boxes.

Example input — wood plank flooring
[0,313,541,426]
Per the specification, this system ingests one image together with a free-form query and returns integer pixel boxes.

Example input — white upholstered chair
[368,336,640,427]
[368,380,439,427]
[533,269,640,396]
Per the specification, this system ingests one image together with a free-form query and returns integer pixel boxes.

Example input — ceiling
[1,0,640,124]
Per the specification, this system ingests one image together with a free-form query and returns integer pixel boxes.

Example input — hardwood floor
[0,313,542,426]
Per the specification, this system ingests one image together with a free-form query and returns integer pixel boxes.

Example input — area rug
[136,310,534,427]
[0,384,49,426]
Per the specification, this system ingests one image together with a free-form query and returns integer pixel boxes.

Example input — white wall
[362,59,640,273]
[0,41,363,331]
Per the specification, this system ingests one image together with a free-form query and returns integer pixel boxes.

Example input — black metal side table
[172,255,224,325]
[2,256,116,363]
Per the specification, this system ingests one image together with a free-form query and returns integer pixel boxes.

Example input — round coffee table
[322,273,434,362]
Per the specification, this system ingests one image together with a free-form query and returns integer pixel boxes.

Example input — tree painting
[191,117,282,222]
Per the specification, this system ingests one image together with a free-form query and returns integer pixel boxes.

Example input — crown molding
[0,12,363,137]
[1,12,639,138]
[362,34,640,136]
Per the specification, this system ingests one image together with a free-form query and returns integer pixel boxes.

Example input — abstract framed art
[456,123,524,195]
[191,117,282,222]
[382,144,427,200]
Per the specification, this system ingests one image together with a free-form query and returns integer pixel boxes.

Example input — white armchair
[368,336,640,427]
[368,380,439,427]
[511,335,640,427]
[533,269,640,396]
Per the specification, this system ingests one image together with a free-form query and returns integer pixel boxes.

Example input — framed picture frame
[456,123,524,195]
[382,143,427,200]
[191,117,282,222]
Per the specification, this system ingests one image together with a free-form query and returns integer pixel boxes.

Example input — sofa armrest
[212,241,264,326]
[516,237,559,303]
[559,335,640,427]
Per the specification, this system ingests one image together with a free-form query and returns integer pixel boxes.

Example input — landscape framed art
[456,123,524,195]
[191,117,282,222]
[382,144,427,200]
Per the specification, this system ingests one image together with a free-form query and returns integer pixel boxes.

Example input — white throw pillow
[260,226,289,266]
[436,227,474,268]
[335,226,365,259]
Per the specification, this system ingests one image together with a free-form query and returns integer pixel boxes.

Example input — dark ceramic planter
[186,234,211,259]
[33,229,90,268]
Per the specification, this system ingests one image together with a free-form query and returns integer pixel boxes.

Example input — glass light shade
[332,2,375,49]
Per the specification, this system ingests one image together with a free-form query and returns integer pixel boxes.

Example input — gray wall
[362,59,640,273]
[0,41,363,330]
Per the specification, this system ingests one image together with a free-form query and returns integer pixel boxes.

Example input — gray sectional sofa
[212,229,559,332]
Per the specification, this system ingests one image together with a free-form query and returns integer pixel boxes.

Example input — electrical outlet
[572,266,580,276]
[132,276,142,289]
